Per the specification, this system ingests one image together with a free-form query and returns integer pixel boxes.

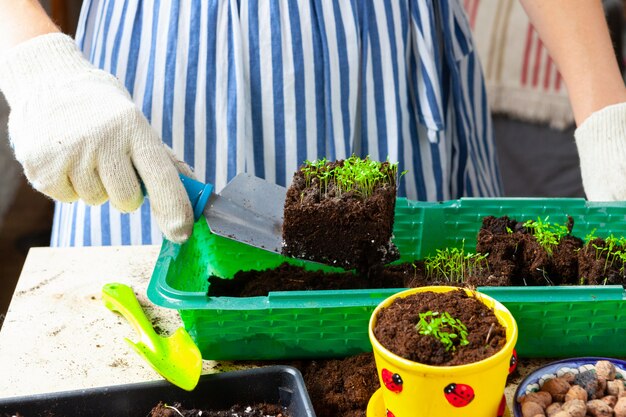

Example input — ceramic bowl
[512,357,626,417]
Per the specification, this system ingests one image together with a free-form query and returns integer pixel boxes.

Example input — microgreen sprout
[300,155,401,199]
[415,311,469,352]
[587,234,626,277]
[423,241,489,283]
[163,404,184,417]
[523,216,570,256]
[585,228,597,243]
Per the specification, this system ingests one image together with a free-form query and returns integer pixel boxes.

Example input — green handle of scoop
[102,282,202,391]
[102,283,157,343]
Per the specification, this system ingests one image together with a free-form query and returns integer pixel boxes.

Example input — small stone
[561,399,586,417]
[614,397,626,417]
[519,391,552,408]
[574,370,599,400]
[541,377,571,403]
[545,402,562,416]
[595,376,607,399]
[521,401,545,417]
[595,361,616,381]
[601,394,617,408]
[608,379,625,397]
[564,385,587,402]
[586,399,613,416]
[561,372,576,384]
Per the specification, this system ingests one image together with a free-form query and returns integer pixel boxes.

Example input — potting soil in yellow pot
[367,286,518,417]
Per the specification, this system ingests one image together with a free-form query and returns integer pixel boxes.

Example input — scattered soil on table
[150,402,288,417]
[373,289,507,366]
[282,159,399,272]
[299,353,379,417]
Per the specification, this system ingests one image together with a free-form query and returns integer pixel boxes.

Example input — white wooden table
[0,246,224,398]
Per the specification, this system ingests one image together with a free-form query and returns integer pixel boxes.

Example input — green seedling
[523,216,570,256]
[300,155,402,199]
[415,311,469,352]
[589,234,626,277]
[581,230,626,281]
[424,242,489,283]
[585,228,598,243]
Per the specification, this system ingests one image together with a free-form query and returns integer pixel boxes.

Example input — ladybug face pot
[367,286,518,417]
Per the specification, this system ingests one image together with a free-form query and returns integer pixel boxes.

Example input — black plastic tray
[0,365,315,416]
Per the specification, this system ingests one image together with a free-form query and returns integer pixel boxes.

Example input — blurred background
[0,0,624,319]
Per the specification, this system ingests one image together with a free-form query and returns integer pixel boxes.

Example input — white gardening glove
[575,101,626,201]
[0,33,194,243]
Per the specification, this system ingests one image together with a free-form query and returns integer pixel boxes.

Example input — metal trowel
[180,173,286,253]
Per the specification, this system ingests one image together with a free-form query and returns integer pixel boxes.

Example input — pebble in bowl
[513,357,626,417]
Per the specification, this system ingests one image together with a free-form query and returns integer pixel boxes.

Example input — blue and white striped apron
[51,0,502,247]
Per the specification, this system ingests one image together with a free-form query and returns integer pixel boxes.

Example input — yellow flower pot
[367,286,518,417]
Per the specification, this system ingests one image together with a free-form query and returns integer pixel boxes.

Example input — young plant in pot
[367,286,518,417]
[282,155,402,272]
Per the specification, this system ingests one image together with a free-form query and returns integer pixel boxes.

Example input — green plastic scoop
[102,282,202,391]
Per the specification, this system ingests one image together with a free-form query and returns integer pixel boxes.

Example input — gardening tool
[180,173,287,254]
[102,282,202,391]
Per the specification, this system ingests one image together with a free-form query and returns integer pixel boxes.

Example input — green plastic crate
[148,197,626,360]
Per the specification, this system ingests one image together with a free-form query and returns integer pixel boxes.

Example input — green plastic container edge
[146,197,626,359]
[148,197,626,310]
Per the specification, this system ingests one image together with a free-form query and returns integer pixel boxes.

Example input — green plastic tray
[148,197,626,360]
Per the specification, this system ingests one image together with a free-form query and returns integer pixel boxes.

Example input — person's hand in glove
[0,31,195,243]
[575,103,626,201]
[521,0,626,201]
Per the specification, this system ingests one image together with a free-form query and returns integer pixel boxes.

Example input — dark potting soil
[207,260,502,298]
[373,290,507,366]
[578,237,626,285]
[476,215,626,286]
[282,160,399,272]
[475,215,582,286]
[150,402,287,417]
[210,214,626,298]
[299,353,379,417]
[207,262,425,296]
